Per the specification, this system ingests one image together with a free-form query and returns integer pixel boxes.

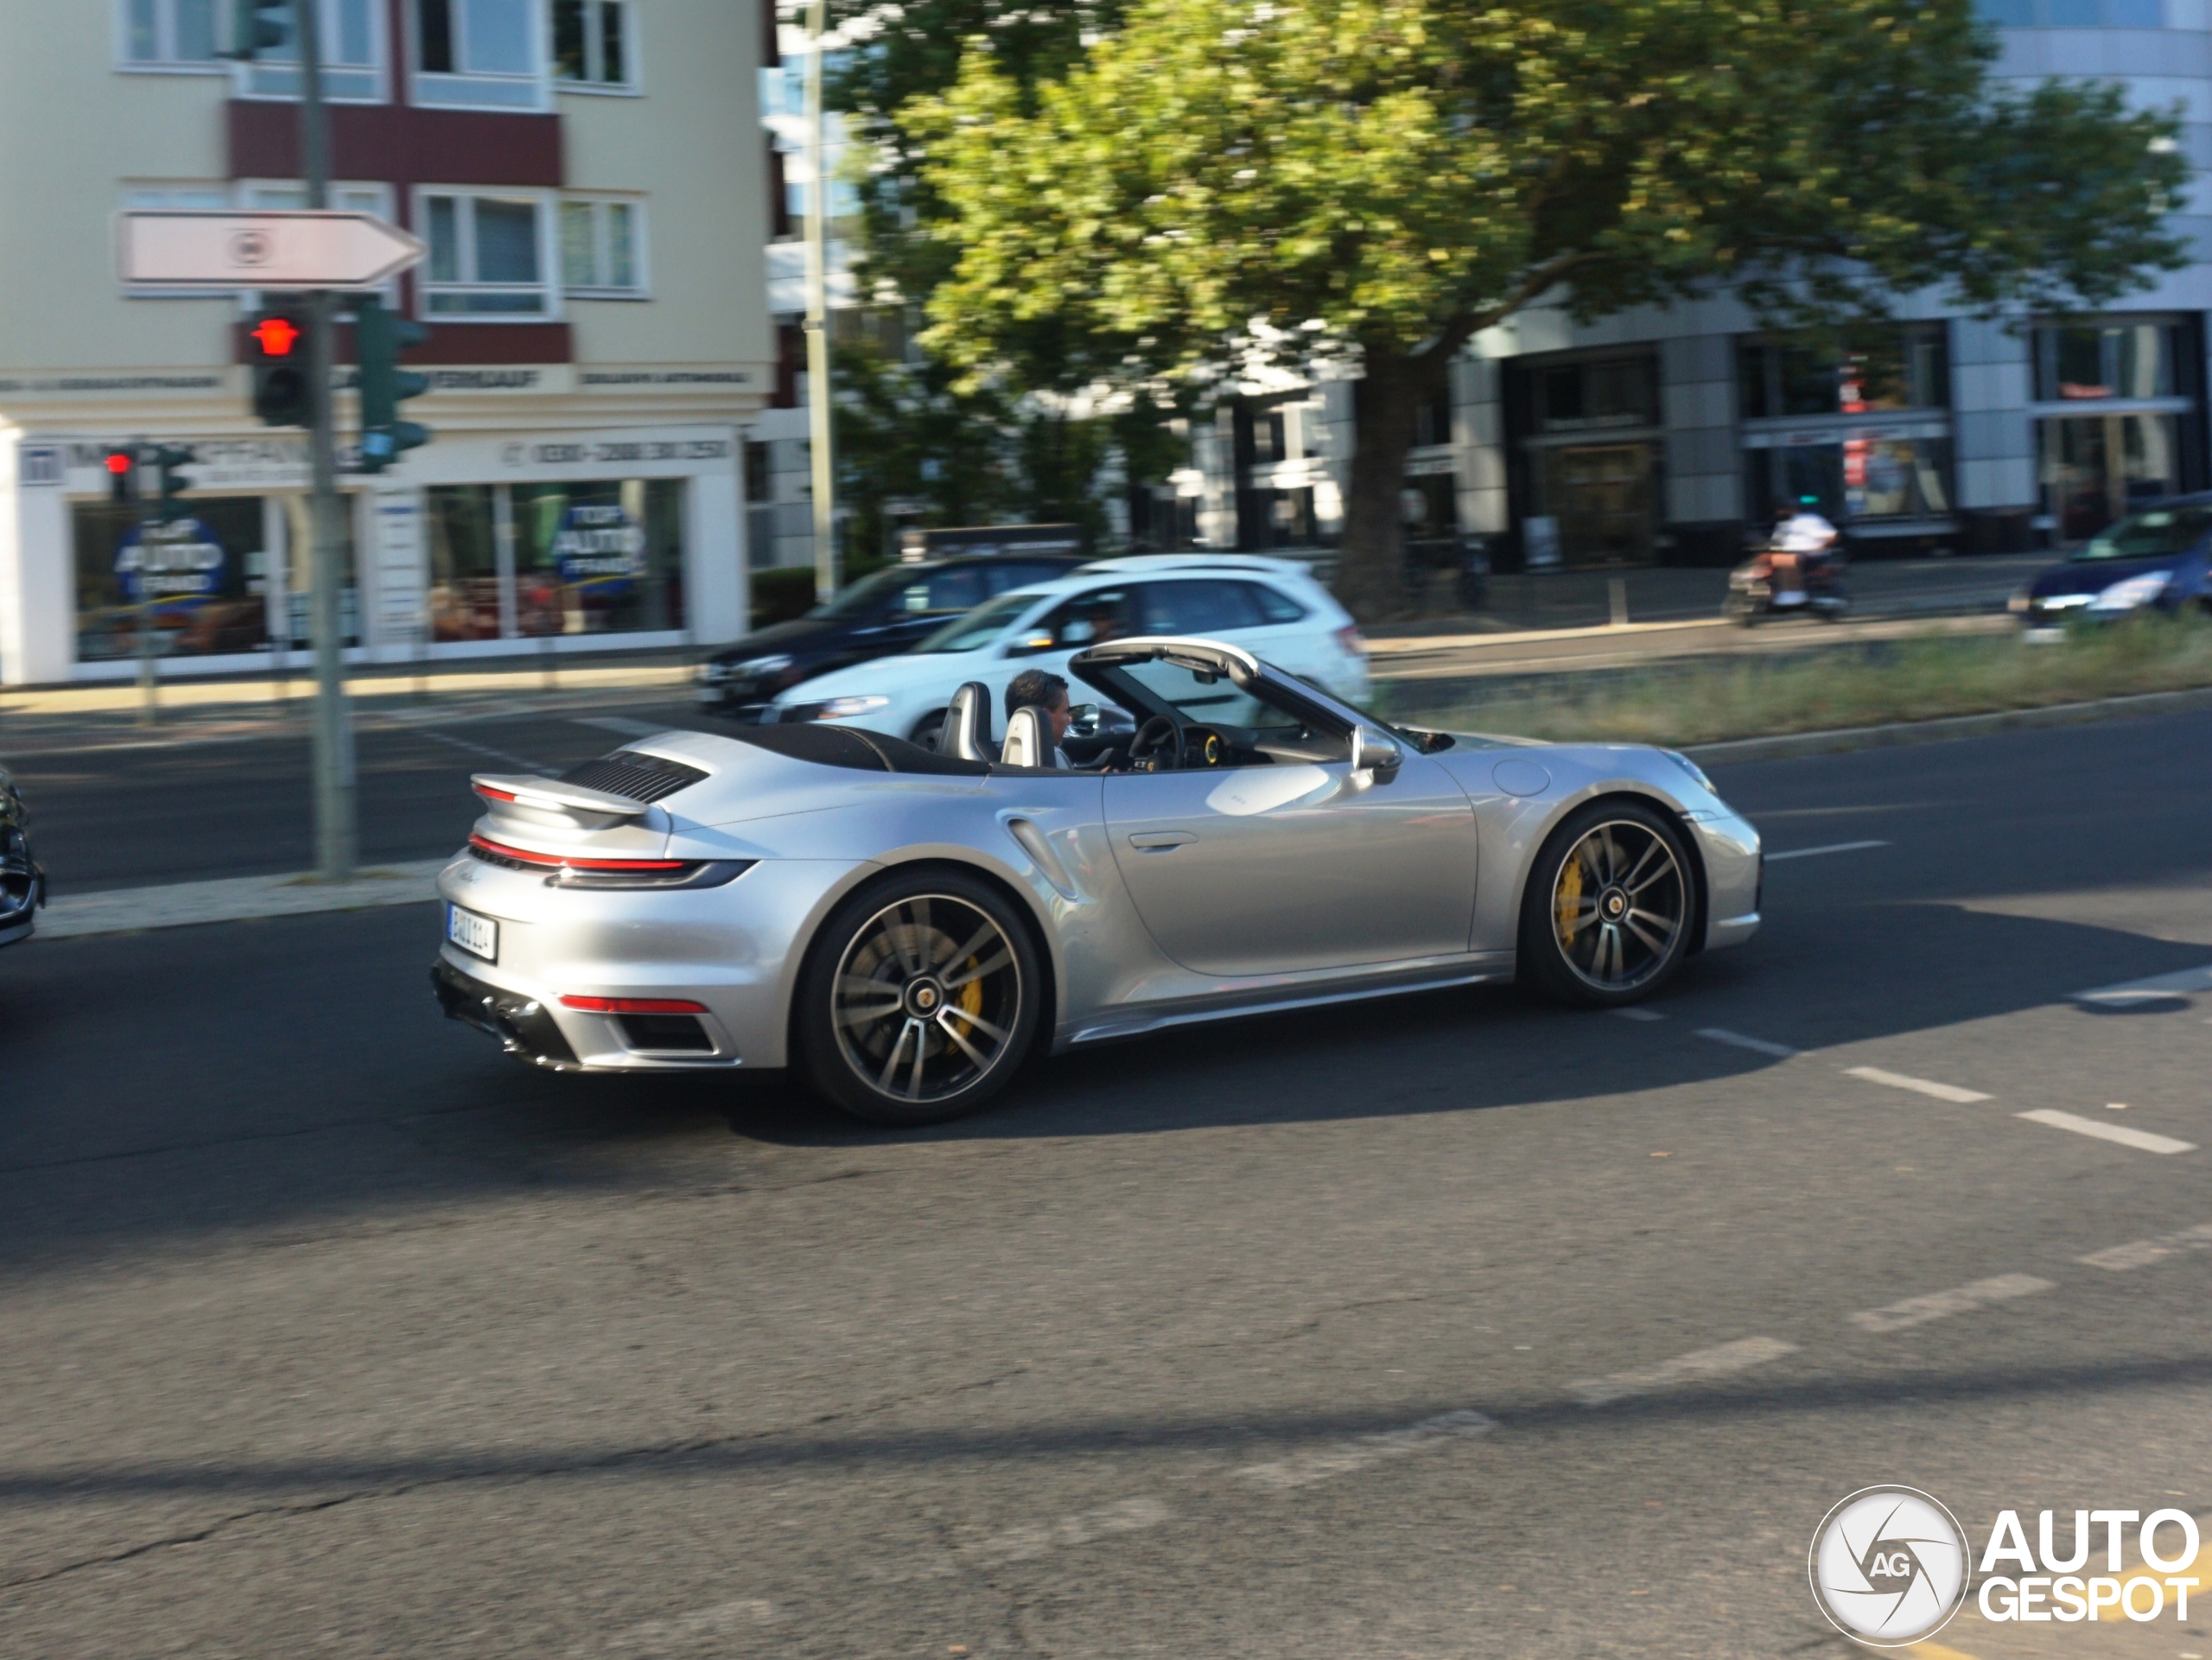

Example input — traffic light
[249,304,309,427]
[353,295,431,474]
[152,445,197,523]
[105,446,138,506]
[218,0,290,59]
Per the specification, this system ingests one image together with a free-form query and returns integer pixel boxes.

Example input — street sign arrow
[117,210,426,291]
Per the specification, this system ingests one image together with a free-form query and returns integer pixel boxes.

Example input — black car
[697,552,1088,720]
[0,764,45,950]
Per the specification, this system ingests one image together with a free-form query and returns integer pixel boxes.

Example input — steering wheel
[1128,715,1182,772]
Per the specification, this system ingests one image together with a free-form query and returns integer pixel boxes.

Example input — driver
[1005,669,1075,768]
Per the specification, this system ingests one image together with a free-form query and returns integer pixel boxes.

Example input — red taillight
[1334,623,1365,655]
[467,833,685,873]
[558,995,709,1014]
[474,783,518,802]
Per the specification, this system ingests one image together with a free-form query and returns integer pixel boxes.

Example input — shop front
[2030,317,2204,545]
[1508,352,1664,567]
[3,424,744,685]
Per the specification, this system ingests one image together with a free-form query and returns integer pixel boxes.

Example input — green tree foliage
[907,0,2188,614]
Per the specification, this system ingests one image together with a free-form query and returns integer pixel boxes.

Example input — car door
[1100,662,1478,976]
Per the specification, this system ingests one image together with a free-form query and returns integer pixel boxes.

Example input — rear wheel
[793,869,1040,1125]
[1518,802,1694,1007]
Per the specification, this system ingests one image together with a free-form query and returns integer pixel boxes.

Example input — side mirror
[1350,725,1402,781]
[1066,702,1101,736]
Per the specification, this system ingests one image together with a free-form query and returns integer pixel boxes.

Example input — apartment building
[0,0,773,686]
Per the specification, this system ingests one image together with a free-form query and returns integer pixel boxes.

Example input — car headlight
[697,662,730,684]
[1663,749,1717,796]
[816,696,890,720]
[2089,572,2170,612]
[738,654,793,676]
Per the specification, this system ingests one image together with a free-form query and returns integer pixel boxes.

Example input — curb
[37,859,450,941]
[1683,684,2212,765]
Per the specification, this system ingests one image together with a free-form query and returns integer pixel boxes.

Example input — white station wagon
[766,555,1370,747]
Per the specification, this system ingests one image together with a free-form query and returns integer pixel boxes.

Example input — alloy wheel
[830,893,1023,1104]
[1550,819,1685,992]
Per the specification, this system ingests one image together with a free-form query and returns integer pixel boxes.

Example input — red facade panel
[227,100,563,188]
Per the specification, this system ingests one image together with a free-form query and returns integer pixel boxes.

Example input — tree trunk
[1335,343,1442,623]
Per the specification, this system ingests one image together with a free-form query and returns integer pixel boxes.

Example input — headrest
[1001,705,1050,768]
[944,681,995,762]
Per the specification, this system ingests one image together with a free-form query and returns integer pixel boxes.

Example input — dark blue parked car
[2013,498,2212,629]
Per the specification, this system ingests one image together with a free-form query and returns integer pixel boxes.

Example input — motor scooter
[1723,540,1850,625]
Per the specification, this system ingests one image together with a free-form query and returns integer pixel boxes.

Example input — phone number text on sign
[503,440,732,467]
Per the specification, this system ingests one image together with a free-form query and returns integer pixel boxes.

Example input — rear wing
[472,773,650,830]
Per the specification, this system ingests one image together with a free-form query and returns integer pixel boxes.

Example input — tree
[908,0,2188,617]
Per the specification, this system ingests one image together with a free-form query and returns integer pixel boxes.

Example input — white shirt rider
[1775,506,1839,553]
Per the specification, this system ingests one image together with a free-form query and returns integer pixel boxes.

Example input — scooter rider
[1773,495,1839,555]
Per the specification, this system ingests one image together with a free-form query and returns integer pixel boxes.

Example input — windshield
[914,591,1042,653]
[2073,505,2212,563]
[806,565,918,620]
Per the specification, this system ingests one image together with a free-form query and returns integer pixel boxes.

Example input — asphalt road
[3,711,2210,1657]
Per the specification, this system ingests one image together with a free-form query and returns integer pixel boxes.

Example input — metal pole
[802,0,838,604]
[296,0,355,879]
[133,444,158,727]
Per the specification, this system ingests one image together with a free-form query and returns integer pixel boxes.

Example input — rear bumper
[432,960,582,1069]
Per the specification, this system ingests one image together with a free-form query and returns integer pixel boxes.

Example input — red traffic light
[251,315,301,357]
[105,451,133,476]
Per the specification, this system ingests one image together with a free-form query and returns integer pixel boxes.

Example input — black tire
[793,868,1042,1125]
[1518,800,1695,1008]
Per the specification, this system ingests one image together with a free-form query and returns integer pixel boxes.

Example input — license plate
[446,903,498,963]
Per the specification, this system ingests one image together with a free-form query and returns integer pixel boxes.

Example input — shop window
[560,198,645,296]
[240,0,385,100]
[420,192,553,316]
[2034,321,2178,402]
[1534,357,1657,434]
[414,0,544,108]
[73,497,276,662]
[554,0,632,88]
[2041,413,2182,544]
[513,480,686,636]
[123,0,221,67]
[1744,437,1954,526]
[425,485,505,641]
[281,498,361,647]
[1739,328,1948,419]
[1535,444,1656,564]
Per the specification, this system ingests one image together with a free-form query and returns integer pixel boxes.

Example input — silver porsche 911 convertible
[432,637,1760,1123]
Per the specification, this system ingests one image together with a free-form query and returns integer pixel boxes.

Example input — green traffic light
[354,296,432,474]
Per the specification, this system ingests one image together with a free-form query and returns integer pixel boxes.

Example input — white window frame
[552,0,639,94]
[559,195,648,298]
[413,188,562,321]
[409,0,550,112]
[117,0,227,72]
[231,0,392,104]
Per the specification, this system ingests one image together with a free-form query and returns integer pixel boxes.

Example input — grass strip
[1380,615,2212,747]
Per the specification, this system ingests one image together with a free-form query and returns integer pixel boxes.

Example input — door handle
[1128,830,1196,850]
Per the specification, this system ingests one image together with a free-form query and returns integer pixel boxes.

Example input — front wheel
[1518,802,1694,1007]
[793,869,1041,1125]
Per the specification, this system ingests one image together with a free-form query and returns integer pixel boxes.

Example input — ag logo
[1808,1485,1969,1646]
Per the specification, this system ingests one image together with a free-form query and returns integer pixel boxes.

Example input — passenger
[1005,668,1073,768]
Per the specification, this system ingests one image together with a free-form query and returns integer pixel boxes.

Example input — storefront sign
[117,518,226,603]
[499,438,733,468]
[1742,417,1948,448]
[0,372,230,400]
[553,502,647,594]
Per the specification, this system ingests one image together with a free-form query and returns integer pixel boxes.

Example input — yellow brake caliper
[953,957,984,1041]
[1556,854,1584,951]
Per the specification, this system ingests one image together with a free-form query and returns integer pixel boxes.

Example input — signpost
[115,211,424,291]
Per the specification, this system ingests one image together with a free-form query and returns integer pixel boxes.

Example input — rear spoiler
[472,773,650,827]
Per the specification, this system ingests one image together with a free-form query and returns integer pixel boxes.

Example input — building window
[123,0,222,67]
[419,192,555,316]
[238,0,386,101]
[2033,321,2180,402]
[414,0,545,108]
[74,497,276,661]
[1738,328,1948,420]
[554,0,632,88]
[560,198,645,296]
[515,480,686,636]
[1533,355,1659,433]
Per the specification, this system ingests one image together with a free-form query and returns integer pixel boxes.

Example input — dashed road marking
[1849,1274,2054,1334]
[1569,1336,1797,1407]
[575,716,669,739]
[2079,1222,2212,1270]
[1843,1065,1992,1104]
[2071,964,2212,1008]
[1764,839,1891,862]
[1611,1007,1666,1022]
[416,727,554,773]
[1234,1409,1497,1491]
[1694,1027,1800,1059]
[2016,1109,2196,1156]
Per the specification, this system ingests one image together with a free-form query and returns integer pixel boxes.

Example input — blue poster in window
[553,501,646,596]
[116,518,226,607]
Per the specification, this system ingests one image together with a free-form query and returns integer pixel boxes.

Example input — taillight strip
[474,784,518,802]
[558,995,710,1014]
[467,833,687,873]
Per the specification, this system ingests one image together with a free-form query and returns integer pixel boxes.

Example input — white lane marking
[1234,1409,1497,1492]
[416,727,553,773]
[1764,839,1891,862]
[971,1496,1173,1562]
[1695,1027,1800,1059]
[2071,964,2212,1007]
[1569,1337,1797,1407]
[1849,1274,2055,1334]
[575,716,668,739]
[1844,1065,1992,1104]
[598,1598,777,1651]
[1611,1007,1666,1022]
[2079,1223,2212,1271]
[2016,1109,2196,1155]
